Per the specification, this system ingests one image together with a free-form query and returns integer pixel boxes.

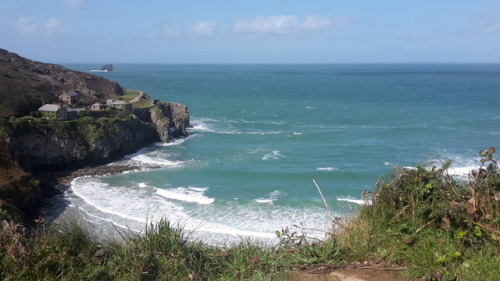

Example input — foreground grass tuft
[328,147,500,280]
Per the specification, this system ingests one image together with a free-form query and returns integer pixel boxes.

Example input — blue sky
[2,0,500,63]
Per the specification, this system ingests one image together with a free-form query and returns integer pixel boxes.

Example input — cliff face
[6,117,160,172]
[0,139,40,220]
[134,101,190,142]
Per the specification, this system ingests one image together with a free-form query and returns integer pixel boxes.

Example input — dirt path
[290,268,415,281]
[129,91,144,103]
[288,263,417,281]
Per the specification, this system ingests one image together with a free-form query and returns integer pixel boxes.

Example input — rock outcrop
[0,138,40,220]
[101,64,113,72]
[134,101,190,142]
[5,117,160,172]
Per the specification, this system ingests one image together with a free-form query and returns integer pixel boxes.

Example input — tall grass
[328,148,500,280]
[1,148,498,280]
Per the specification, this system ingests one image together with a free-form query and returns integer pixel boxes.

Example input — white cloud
[232,15,335,36]
[189,21,216,37]
[64,0,85,10]
[16,16,71,36]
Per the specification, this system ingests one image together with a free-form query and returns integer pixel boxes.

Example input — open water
[47,64,500,245]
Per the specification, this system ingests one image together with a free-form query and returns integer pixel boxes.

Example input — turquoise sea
[48,64,500,245]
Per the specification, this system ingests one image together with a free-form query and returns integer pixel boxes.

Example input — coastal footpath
[0,49,190,220]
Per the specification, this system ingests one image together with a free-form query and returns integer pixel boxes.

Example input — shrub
[332,147,500,280]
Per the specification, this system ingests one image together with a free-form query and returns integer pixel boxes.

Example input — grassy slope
[1,151,498,280]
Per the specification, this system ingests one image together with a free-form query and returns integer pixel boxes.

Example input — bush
[331,147,500,280]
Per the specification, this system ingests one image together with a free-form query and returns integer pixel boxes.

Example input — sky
[1,0,500,64]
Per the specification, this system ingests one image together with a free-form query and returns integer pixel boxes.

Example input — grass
[1,148,499,280]
[326,148,500,280]
[118,90,142,102]
[132,98,154,108]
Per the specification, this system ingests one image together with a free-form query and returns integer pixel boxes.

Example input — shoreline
[35,163,161,219]
[36,163,149,187]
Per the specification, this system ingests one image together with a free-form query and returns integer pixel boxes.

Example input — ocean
[47,64,500,245]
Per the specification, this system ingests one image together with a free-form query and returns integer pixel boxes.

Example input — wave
[54,176,336,246]
[316,167,338,171]
[190,118,283,135]
[156,186,215,205]
[255,190,282,205]
[154,137,190,147]
[70,177,175,223]
[116,143,194,169]
[90,70,110,72]
[337,196,372,206]
[128,153,190,167]
[262,150,286,160]
[385,153,480,179]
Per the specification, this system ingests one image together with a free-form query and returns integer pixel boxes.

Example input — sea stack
[101,64,113,72]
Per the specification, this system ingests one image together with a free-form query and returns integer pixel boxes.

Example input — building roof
[38,104,60,112]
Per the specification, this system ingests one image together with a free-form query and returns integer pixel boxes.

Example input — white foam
[70,176,186,225]
[337,196,372,206]
[156,187,215,205]
[190,118,282,135]
[385,157,479,179]
[155,137,189,147]
[317,167,338,171]
[262,150,286,160]
[130,153,187,167]
[189,118,218,132]
[255,190,281,205]
[57,174,335,246]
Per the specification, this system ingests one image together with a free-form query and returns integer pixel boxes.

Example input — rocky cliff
[0,49,191,221]
[5,117,159,172]
[0,138,40,220]
[134,101,190,142]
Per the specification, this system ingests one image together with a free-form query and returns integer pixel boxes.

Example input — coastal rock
[0,139,40,220]
[6,118,159,172]
[134,101,190,142]
[101,64,113,72]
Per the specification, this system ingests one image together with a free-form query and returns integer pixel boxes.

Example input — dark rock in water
[101,64,113,72]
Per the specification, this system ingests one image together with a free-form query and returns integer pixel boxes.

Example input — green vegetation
[113,89,141,102]
[132,98,154,108]
[329,147,500,280]
[1,149,498,280]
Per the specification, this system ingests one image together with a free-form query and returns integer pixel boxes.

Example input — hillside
[0,49,124,117]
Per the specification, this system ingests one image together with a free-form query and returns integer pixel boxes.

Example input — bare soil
[290,268,415,281]
[289,264,418,281]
